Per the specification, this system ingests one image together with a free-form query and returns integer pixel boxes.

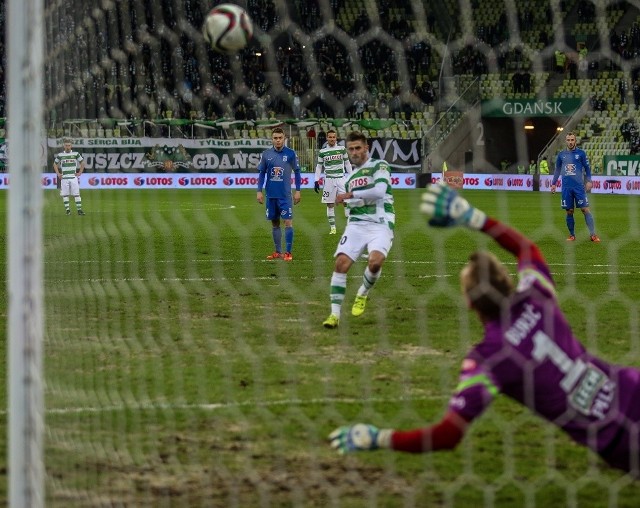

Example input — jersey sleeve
[552,153,562,185]
[581,150,592,181]
[257,153,267,191]
[373,161,391,185]
[291,150,301,190]
[447,356,500,422]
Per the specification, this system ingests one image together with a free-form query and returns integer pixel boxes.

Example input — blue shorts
[561,186,589,210]
[265,197,293,220]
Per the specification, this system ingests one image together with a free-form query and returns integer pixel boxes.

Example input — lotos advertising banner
[8,173,417,190]
[429,173,640,194]
[430,173,534,191]
[539,175,640,194]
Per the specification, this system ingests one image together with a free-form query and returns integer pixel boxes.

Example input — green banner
[603,154,640,176]
[481,98,583,117]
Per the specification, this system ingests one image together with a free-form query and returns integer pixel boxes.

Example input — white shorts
[334,222,394,261]
[60,177,80,197]
[321,177,347,204]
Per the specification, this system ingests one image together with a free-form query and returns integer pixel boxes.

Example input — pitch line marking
[26,395,449,417]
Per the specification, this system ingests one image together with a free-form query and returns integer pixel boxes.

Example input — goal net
[7,0,640,506]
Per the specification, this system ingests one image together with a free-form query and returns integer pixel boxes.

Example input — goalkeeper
[329,182,640,474]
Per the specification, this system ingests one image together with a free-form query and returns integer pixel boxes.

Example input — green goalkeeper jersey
[345,158,395,230]
[317,144,350,179]
[55,151,83,179]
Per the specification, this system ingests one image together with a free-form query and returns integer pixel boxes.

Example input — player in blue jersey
[329,182,640,474]
[551,132,600,242]
[257,127,302,262]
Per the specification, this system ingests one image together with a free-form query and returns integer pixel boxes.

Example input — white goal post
[7,0,45,507]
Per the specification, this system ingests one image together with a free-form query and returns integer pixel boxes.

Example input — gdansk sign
[481,98,584,117]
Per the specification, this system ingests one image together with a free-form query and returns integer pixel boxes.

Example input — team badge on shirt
[271,167,284,181]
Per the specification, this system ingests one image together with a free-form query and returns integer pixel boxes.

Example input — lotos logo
[179,177,189,186]
[88,177,100,186]
[42,177,52,186]
[191,177,218,185]
[405,176,415,185]
[223,177,233,186]
[444,171,464,189]
[485,178,493,186]
[604,179,621,190]
[134,177,145,186]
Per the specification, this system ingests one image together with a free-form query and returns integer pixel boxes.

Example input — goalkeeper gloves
[314,181,320,193]
[328,424,392,454]
[420,181,487,230]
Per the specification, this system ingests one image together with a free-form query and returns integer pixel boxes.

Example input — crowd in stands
[36,0,446,126]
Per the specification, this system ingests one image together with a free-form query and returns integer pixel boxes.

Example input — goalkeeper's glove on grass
[420,181,486,230]
[314,181,320,193]
[328,424,392,454]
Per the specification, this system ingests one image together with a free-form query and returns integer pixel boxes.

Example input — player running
[329,182,639,474]
[314,129,352,234]
[257,127,302,262]
[322,131,395,329]
[551,132,600,242]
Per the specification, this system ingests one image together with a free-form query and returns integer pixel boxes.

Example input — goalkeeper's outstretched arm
[329,411,470,455]
[421,181,548,270]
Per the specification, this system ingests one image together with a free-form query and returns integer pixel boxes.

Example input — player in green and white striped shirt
[322,131,395,329]
[53,138,86,215]
[314,129,352,234]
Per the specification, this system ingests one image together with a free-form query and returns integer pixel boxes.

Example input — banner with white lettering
[45,137,421,172]
[368,138,421,171]
[4,173,417,190]
[602,155,640,176]
[47,137,272,172]
[481,98,583,117]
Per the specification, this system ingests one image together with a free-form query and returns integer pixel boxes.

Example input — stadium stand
[1,1,640,172]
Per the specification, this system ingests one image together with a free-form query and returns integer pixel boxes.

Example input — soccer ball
[203,4,253,54]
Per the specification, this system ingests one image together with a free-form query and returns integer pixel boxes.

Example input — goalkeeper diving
[329,182,640,474]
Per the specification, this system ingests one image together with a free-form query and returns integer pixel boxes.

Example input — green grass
[1,188,640,506]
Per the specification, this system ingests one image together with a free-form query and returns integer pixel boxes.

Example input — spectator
[353,97,366,120]
[521,71,531,94]
[633,77,640,107]
[539,156,549,175]
[618,79,628,104]
[307,126,316,149]
[554,50,566,73]
[317,128,327,149]
[512,72,522,93]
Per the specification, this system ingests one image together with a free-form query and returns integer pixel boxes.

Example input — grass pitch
[1,187,639,506]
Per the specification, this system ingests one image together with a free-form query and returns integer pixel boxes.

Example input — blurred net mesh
[37,0,640,506]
